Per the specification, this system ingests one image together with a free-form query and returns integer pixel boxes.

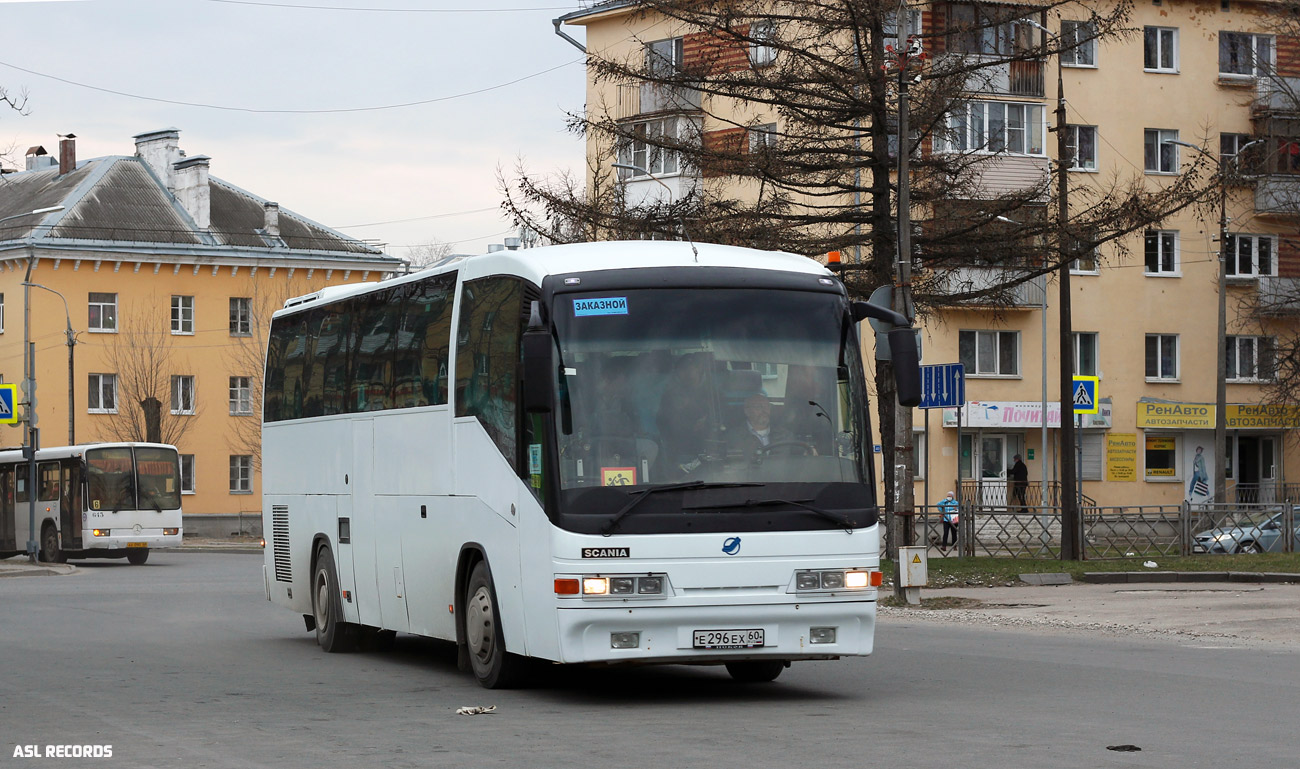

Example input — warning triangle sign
[912,554,922,564]
[1072,383,1093,408]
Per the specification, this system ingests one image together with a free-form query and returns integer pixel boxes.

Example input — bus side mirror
[522,301,554,414]
[889,328,922,407]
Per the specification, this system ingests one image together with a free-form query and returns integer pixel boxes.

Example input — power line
[205,0,570,11]
[0,58,579,114]
[336,206,500,229]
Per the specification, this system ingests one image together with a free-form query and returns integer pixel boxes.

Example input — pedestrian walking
[938,491,959,550]
[1009,454,1029,513]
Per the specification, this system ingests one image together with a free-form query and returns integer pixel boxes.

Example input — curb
[1081,571,1300,584]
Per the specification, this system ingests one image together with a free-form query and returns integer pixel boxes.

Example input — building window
[959,330,1020,376]
[1143,26,1178,72]
[229,376,253,415]
[1061,19,1097,67]
[88,292,117,333]
[941,101,1046,156]
[1071,232,1099,273]
[947,4,1042,56]
[0,292,5,333]
[913,430,926,479]
[1145,334,1179,380]
[1225,234,1275,277]
[1144,230,1179,274]
[750,122,778,152]
[171,375,195,415]
[230,297,252,336]
[884,8,923,53]
[229,455,253,494]
[1144,129,1179,173]
[1081,433,1105,481]
[88,373,117,413]
[171,295,194,335]
[617,117,688,178]
[1226,335,1275,381]
[750,20,776,67]
[1073,332,1098,376]
[1145,434,1180,480]
[1219,32,1273,77]
[1220,132,1253,163]
[180,454,195,494]
[645,36,684,77]
[1067,125,1098,170]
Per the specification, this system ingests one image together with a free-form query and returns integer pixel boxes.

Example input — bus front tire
[464,561,525,689]
[126,548,149,565]
[312,545,358,653]
[725,660,787,683]
[40,524,66,564]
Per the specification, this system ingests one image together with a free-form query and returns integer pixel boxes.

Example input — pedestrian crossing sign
[1071,376,1099,415]
[0,384,17,425]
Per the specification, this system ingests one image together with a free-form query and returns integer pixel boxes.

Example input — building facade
[0,130,400,532]
[561,0,1300,508]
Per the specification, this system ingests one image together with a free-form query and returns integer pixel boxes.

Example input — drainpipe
[554,17,586,53]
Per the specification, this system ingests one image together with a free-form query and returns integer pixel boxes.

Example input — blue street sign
[0,384,17,425]
[919,363,965,410]
[1072,376,1099,415]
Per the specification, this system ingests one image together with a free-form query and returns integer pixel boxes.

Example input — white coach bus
[0,442,183,564]
[261,241,919,688]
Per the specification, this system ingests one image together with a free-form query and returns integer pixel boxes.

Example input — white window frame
[1145,333,1180,381]
[750,20,776,67]
[87,373,117,414]
[1225,234,1277,278]
[645,37,684,77]
[171,375,196,415]
[1220,132,1252,163]
[617,116,687,179]
[229,376,253,416]
[1067,124,1098,171]
[959,329,1021,377]
[1144,230,1180,275]
[1144,432,1182,482]
[0,292,5,333]
[1061,19,1098,67]
[180,454,196,495]
[1226,335,1274,382]
[750,122,778,152]
[1219,31,1274,78]
[1144,129,1179,174]
[88,292,117,333]
[941,101,1047,157]
[1073,332,1099,377]
[1144,26,1179,73]
[1081,433,1105,481]
[230,297,252,337]
[171,295,194,335]
[913,429,926,479]
[229,455,253,494]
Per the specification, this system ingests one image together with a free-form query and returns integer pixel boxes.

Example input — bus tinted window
[136,447,182,511]
[39,462,60,501]
[87,448,136,512]
[455,277,524,471]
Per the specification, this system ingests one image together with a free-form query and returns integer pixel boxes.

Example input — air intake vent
[272,505,291,583]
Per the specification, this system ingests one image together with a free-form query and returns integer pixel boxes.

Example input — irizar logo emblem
[722,536,742,555]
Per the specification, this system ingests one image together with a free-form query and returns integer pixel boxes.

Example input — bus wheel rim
[466,586,494,661]
[314,569,330,630]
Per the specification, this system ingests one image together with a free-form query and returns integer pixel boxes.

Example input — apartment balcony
[1254,174,1300,216]
[615,82,702,121]
[1252,77,1300,115]
[934,267,1048,309]
[1256,276,1300,315]
[962,57,1046,98]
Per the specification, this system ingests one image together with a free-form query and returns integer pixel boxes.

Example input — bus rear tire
[126,548,149,565]
[725,660,786,683]
[40,524,66,564]
[312,545,358,653]
[464,560,526,689]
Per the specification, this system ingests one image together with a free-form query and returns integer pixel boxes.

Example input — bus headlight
[583,577,609,595]
[793,569,880,592]
[557,573,671,599]
[92,529,110,537]
[163,528,179,536]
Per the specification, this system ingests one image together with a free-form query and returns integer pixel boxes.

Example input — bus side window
[39,462,60,502]
[454,276,525,472]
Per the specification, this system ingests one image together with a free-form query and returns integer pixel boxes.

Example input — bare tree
[406,239,455,268]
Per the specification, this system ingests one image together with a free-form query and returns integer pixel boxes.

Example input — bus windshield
[553,288,870,493]
[86,447,182,512]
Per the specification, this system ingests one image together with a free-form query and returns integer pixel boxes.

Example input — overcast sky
[0,0,590,257]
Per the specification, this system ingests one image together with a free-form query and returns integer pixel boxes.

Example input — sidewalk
[0,537,263,578]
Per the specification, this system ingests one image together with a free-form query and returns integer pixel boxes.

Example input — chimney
[133,128,182,190]
[58,134,77,175]
[173,155,212,230]
[263,202,280,237]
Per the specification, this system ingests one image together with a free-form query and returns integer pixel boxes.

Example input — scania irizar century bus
[261,241,919,687]
[0,442,183,564]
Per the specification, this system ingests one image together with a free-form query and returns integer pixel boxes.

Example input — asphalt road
[1,552,1297,769]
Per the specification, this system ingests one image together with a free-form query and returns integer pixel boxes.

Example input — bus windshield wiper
[601,481,761,536]
[684,497,855,532]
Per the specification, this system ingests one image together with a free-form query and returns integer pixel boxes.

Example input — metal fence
[906,501,1297,560]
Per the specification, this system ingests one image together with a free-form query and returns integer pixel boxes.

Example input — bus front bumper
[553,599,875,665]
[81,530,183,551]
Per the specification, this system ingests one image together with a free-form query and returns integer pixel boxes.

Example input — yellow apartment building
[560,0,1300,508]
[0,129,401,535]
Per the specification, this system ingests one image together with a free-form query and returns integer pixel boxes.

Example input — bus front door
[61,461,83,550]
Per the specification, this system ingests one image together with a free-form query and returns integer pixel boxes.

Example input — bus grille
[272,506,292,583]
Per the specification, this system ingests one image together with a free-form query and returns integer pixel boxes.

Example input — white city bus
[0,442,183,565]
[261,241,919,687]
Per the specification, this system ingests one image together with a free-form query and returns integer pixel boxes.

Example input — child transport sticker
[574,297,628,316]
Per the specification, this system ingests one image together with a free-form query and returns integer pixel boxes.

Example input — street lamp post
[22,282,77,445]
[1168,138,1261,504]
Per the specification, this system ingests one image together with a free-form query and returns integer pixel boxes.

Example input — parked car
[1192,509,1300,554]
